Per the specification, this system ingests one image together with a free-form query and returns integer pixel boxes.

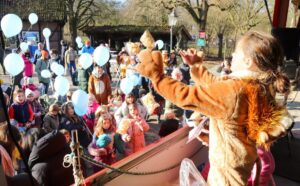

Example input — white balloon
[50,62,58,72]
[41,69,51,78]
[76,37,82,44]
[54,64,64,76]
[4,53,24,76]
[77,42,83,49]
[1,14,23,38]
[28,13,38,25]
[94,46,110,66]
[42,28,51,38]
[79,53,93,69]
[20,42,29,52]
[54,76,70,96]
[120,78,134,95]
[155,40,164,50]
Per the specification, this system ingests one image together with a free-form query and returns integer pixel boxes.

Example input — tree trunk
[69,18,77,47]
[217,33,223,58]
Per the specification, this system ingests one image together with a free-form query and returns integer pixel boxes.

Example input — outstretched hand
[179,48,204,66]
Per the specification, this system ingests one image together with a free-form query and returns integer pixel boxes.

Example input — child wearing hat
[25,89,44,128]
[35,50,50,94]
[22,77,37,91]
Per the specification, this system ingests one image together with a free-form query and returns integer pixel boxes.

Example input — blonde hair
[94,114,113,136]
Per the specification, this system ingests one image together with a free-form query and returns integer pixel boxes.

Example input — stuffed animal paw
[136,49,164,80]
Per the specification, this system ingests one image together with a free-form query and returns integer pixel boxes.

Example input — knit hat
[25,89,34,98]
[96,134,112,148]
[41,50,48,58]
[27,77,34,84]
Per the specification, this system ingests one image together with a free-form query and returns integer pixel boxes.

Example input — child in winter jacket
[83,94,99,133]
[9,89,34,131]
[25,89,44,128]
[22,51,33,77]
[88,65,112,105]
[89,114,116,171]
[117,104,149,156]
[22,77,37,91]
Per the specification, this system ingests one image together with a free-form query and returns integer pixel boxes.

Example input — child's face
[231,46,246,72]
[64,134,71,143]
[97,66,104,75]
[67,106,75,116]
[88,96,94,105]
[126,96,134,104]
[26,94,34,102]
[102,119,111,130]
[129,106,138,116]
[15,93,25,103]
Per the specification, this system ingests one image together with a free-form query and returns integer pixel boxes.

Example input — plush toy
[140,93,160,116]
[140,30,155,50]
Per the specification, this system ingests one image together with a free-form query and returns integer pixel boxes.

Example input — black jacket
[28,131,74,186]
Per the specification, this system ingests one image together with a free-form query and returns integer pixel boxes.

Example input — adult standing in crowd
[64,45,77,85]
[88,65,112,105]
[35,50,50,94]
[81,40,94,55]
[33,43,44,65]
[60,40,68,67]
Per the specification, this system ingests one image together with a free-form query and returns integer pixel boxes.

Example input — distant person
[35,50,50,94]
[60,40,68,67]
[33,42,44,64]
[81,40,94,55]
[64,45,77,85]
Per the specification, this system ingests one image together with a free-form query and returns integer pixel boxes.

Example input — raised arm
[136,50,240,119]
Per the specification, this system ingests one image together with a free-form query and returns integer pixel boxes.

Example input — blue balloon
[74,106,88,116]
[120,78,134,95]
[72,90,89,108]
[94,46,110,66]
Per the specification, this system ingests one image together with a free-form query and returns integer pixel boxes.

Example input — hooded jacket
[28,131,73,186]
[88,69,111,105]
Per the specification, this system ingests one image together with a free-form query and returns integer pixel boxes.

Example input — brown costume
[136,50,290,186]
[88,70,112,105]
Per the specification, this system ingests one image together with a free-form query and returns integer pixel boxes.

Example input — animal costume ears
[125,42,141,56]
[140,30,155,50]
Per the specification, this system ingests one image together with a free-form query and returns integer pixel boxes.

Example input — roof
[83,25,193,40]
[0,0,66,22]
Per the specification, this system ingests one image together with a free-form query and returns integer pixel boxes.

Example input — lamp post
[168,9,177,52]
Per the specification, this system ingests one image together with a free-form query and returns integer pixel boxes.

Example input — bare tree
[121,0,168,26]
[65,0,98,46]
[227,0,266,43]
[159,0,234,31]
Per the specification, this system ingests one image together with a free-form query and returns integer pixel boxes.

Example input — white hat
[25,89,34,98]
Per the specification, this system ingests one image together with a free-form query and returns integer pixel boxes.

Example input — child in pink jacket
[22,52,33,77]
[83,94,99,133]
[117,103,150,156]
